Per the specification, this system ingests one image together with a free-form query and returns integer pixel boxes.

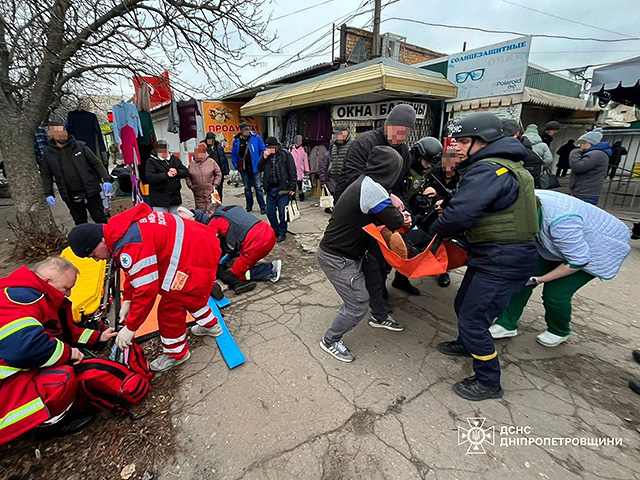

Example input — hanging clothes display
[137,110,156,185]
[167,97,180,134]
[67,109,106,155]
[307,108,332,142]
[112,101,143,143]
[308,144,328,177]
[177,99,200,143]
[284,114,298,148]
[120,124,140,167]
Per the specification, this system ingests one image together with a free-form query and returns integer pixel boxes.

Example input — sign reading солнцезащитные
[331,101,429,121]
[446,36,532,101]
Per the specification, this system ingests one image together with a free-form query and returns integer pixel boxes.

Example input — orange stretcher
[363,224,467,279]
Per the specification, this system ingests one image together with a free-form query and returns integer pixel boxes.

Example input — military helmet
[449,113,504,143]
[412,136,443,162]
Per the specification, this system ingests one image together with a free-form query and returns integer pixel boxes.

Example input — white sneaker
[537,330,569,347]
[191,323,223,337]
[150,351,191,372]
[489,324,518,339]
[270,259,282,283]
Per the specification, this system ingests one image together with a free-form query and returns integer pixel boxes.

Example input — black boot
[391,274,420,295]
[218,269,256,295]
[299,192,305,201]
[277,233,286,243]
[632,223,640,240]
[629,380,640,395]
[437,340,472,357]
[36,411,95,440]
[453,377,503,401]
[438,272,451,288]
[633,349,640,364]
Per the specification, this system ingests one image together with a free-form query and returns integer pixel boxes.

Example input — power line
[271,0,341,22]
[381,16,640,42]
[500,0,634,39]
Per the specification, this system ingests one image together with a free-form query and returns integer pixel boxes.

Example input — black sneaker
[437,341,472,357]
[368,315,404,332]
[234,281,257,295]
[629,380,640,395]
[391,278,420,295]
[633,350,640,364]
[319,339,354,362]
[438,273,451,288]
[277,233,286,243]
[260,208,266,215]
[324,207,333,214]
[246,207,253,212]
[632,223,640,240]
[36,411,96,440]
[453,378,503,401]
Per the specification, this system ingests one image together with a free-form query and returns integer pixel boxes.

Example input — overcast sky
[119,0,640,98]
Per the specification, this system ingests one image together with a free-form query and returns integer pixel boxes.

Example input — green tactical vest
[407,168,425,201]
[462,158,539,244]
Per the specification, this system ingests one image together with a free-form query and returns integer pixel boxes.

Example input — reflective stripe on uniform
[0,398,46,431]
[161,215,185,292]
[192,306,209,318]
[0,365,26,379]
[129,255,158,275]
[131,271,159,288]
[42,339,65,367]
[471,351,498,361]
[196,313,215,327]
[162,342,187,354]
[78,329,94,344]
[0,317,42,341]
[160,333,187,346]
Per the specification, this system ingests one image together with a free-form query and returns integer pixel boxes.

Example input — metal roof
[241,58,457,117]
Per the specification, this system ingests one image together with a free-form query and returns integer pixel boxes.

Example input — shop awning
[590,55,640,106]
[446,87,596,113]
[241,58,457,117]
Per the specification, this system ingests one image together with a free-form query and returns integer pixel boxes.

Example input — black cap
[449,113,504,143]
[205,132,216,140]
[240,122,250,131]
[265,136,280,147]
[333,124,349,134]
[67,224,104,258]
[544,121,561,131]
[501,118,522,137]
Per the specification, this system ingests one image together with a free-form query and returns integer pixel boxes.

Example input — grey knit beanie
[385,104,416,128]
[578,127,603,145]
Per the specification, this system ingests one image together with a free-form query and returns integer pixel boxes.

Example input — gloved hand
[525,277,540,287]
[115,326,135,349]
[46,196,56,206]
[103,182,113,194]
[119,300,131,324]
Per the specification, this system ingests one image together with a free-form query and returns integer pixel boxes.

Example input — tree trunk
[0,112,58,233]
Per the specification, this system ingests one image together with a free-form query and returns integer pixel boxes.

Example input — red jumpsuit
[0,267,102,444]
[105,203,221,359]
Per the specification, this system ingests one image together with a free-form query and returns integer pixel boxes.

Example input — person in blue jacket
[231,123,267,214]
[430,113,539,401]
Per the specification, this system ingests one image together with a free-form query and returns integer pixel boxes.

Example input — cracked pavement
[159,189,640,480]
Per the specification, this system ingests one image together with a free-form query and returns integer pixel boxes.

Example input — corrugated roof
[241,58,456,116]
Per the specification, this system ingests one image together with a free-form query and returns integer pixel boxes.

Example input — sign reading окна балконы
[331,101,429,122]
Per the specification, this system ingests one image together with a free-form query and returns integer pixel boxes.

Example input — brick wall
[341,26,444,65]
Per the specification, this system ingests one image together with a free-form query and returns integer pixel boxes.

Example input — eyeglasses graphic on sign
[456,69,485,83]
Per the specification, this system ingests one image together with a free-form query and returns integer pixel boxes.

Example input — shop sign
[446,36,532,101]
[332,101,429,121]
[202,101,262,152]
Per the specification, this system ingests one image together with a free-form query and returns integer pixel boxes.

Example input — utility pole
[372,0,381,57]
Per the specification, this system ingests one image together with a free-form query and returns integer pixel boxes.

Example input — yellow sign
[202,101,262,152]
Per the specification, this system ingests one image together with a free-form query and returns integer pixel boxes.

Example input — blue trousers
[454,266,530,387]
[266,187,289,236]
[240,171,266,211]
[578,196,598,206]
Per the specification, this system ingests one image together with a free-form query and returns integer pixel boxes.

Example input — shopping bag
[302,176,312,193]
[363,224,467,278]
[539,167,560,189]
[285,198,301,222]
[319,185,334,209]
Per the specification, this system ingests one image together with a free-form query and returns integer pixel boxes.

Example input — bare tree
[0,0,273,233]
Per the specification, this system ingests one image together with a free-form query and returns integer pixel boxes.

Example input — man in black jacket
[502,119,542,188]
[145,140,189,214]
[41,122,113,225]
[200,132,230,200]
[318,146,410,363]
[431,113,539,401]
[257,137,297,243]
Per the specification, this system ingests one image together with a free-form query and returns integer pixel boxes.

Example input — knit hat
[333,124,349,134]
[543,121,561,132]
[240,122,250,132]
[385,104,416,128]
[364,146,402,189]
[501,119,522,137]
[578,127,603,146]
[67,223,104,258]
[205,132,216,140]
[265,136,280,147]
[293,134,303,144]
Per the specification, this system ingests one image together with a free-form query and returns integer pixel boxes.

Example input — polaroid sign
[446,36,532,101]
[332,101,428,121]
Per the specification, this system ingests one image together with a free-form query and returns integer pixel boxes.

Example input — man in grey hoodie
[569,127,611,205]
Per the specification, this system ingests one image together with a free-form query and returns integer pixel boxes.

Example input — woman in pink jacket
[186,144,222,210]
[289,135,310,201]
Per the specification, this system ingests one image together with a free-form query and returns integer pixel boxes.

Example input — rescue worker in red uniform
[0,257,116,444]
[184,204,283,293]
[67,203,223,372]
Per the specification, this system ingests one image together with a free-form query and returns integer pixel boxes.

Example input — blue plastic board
[208,297,246,369]
[216,296,231,309]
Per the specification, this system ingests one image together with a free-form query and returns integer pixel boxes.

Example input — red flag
[133,71,172,110]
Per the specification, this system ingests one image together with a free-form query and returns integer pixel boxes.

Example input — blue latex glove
[46,196,56,206]
[103,182,113,194]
